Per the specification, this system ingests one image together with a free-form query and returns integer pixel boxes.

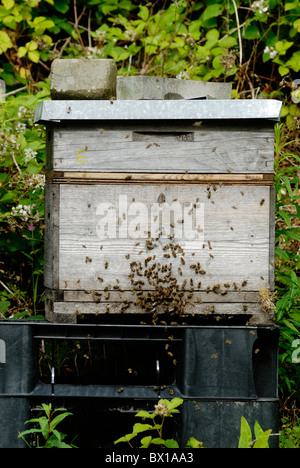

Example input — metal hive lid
[34,99,282,123]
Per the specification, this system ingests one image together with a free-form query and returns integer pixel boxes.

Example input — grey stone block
[50,59,117,100]
[117,76,232,100]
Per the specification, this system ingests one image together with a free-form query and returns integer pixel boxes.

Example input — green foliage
[0,0,299,429]
[0,0,299,102]
[280,419,300,448]
[238,417,273,448]
[0,81,50,318]
[273,123,300,401]
[18,403,76,448]
[114,398,203,448]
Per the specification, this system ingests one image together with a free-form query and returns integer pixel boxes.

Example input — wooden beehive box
[35,99,282,324]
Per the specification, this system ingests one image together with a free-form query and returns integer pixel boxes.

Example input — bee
[100,245,103,250]
[77,279,81,283]
[64,281,68,288]
[118,387,124,393]
[146,144,152,149]
[180,257,185,265]
[105,262,109,269]
[105,305,110,313]
[125,253,130,259]
[154,142,160,147]
[240,191,244,196]
[260,199,265,206]
[225,340,232,345]
[125,175,132,180]
[85,256,92,263]
[169,389,175,396]
[82,244,86,248]
[242,280,248,287]
[211,353,218,359]
[232,205,237,209]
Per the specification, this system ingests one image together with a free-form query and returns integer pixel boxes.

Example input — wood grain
[48,122,274,174]
[54,184,272,292]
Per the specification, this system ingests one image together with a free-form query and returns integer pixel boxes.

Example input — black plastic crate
[0,320,279,448]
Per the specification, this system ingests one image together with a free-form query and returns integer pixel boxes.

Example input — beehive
[35,97,282,324]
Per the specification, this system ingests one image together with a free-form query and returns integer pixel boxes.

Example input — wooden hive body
[36,99,282,324]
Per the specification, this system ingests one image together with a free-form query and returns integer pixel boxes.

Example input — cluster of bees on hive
[126,232,206,325]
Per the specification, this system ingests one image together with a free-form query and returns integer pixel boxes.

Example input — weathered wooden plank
[57,184,272,293]
[63,290,260,303]
[48,123,274,173]
[47,172,274,186]
[44,183,59,289]
[269,186,275,291]
[47,301,272,326]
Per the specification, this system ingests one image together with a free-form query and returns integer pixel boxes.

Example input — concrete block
[117,76,232,100]
[50,59,117,100]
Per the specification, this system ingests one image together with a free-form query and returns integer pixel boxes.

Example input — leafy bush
[18,403,75,448]
[273,124,300,403]
[0,0,299,428]
[0,0,299,102]
[0,82,49,318]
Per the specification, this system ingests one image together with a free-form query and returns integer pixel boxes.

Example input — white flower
[15,122,26,133]
[24,148,37,164]
[176,71,190,80]
[18,106,27,118]
[264,46,278,59]
[11,204,31,221]
[252,0,269,14]
[31,174,45,191]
